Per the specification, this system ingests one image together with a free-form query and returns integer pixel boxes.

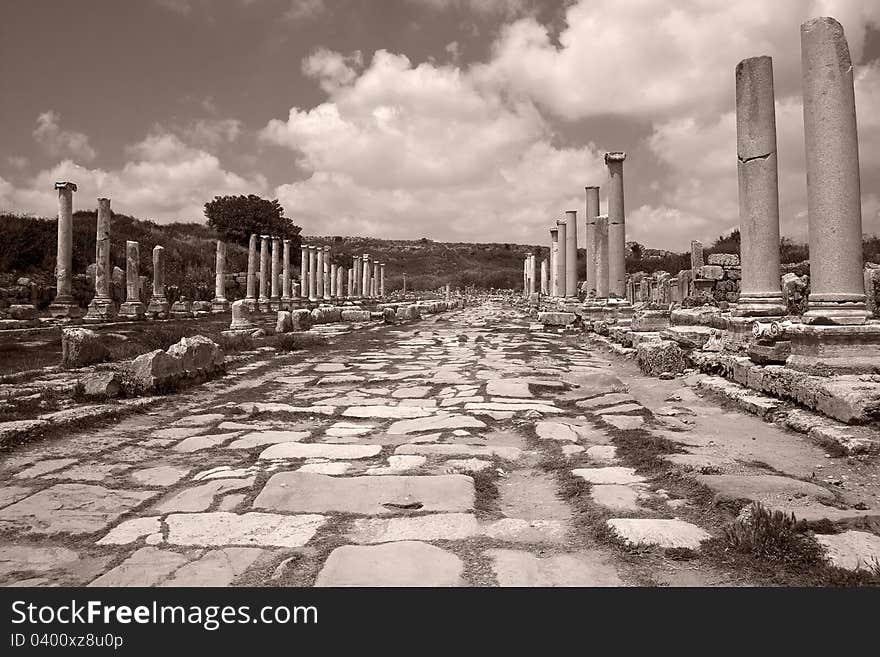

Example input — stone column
[690,240,704,270]
[258,235,270,310]
[362,254,370,299]
[299,243,308,300]
[402,273,407,295]
[269,236,281,309]
[556,219,567,298]
[540,258,549,295]
[585,186,599,296]
[147,245,169,318]
[315,245,324,301]
[549,227,559,297]
[323,246,332,302]
[733,56,787,317]
[801,17,869,323]
[336,266,345,300]
[380,263,386,297]
[246,234,257,306]
[564,209,578,299]
[372,260,379,297]
[330,263,338,298]
[212,240,229,312]
[308,245,318,302]
[282,239,292,308]
[595,215,610,298]
[353,256,362,298]
[347,267,354,298]
[526,253,535,295]
[522,257,529,296]
[605,152,627,298]
[84,197,116,321]
[48,181,83,317]
[119,241,145,319]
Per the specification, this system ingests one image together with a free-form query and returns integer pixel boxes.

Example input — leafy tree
[204,195,301,248]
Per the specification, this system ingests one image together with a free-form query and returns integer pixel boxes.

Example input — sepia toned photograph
[1,1,880,642]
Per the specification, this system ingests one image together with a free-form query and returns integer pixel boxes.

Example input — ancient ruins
[1,16,880,588]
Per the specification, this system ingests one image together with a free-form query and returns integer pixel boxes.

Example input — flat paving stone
[0,545,83,579]
[607,518,711,550]
[14,458,78,479]
[391,386,432,399]
[601,414,645,430]
[298,462,352,475]
[815,530,880,571]
[315,541,464,587]
[576,393,636,409]
[226,430,311,449]
[173,432,241,452]
[486,379,532,397]
[165,512,326,547]
[571,467,646,485]
[160,548,265,586]
[696,474,835,504]
[596,402,644,415]
[387,414,487,435]
[254,472,475,515]
[535,421,579,442]
[0,484,157,535]
[395,443,522,461]
[0,486,34,509]
[154,478,255,513]
[348,512,479,544]
[172,413,225,427]
[590,485,643,512]
[88,547,189,587]
[98,516,163,545]
[259,443,381,460]
[586,445,618,462]
[342,406,433,419]
[132,465,191,487]
[487,549,624,587]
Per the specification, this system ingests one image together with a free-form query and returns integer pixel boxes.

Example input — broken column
[118,241,145,320]
[147,245,169,318]
[585,186,599,297]
[564,210,578,299]
[212,240,229,313]
[690,240,704,271]
[556,218,567,298]
[258,235,270,311]
[595,215,610,298]
[605,152,627,298]
[282,239,292,308]
[84,197,116,321]
[48,181,83,318]
[801,17,869,324]
[549,227,559,297]
[733,56,787,317]
[245,233,258,309]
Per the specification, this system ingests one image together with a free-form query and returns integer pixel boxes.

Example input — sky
[2,0,880,251]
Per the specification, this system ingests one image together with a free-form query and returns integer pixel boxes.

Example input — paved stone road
[1,300,832,586]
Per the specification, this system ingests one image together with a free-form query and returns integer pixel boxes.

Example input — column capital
[584,185,599,190]
[54,181,77,191]
[604,152,626,164]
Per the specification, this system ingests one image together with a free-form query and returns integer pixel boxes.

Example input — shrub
[722,502,823,567]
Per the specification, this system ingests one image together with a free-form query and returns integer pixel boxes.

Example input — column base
[118,301,146,321]
[786,322,880,374]
[211,299,229,313]
[630,309,670,332]
[146,298,170,320]
[803,296,871,325]
[269,297,282,311]
[48,297,84,319]
[257,297,271,313]
[83,297,117,323]
[280,296,293,310]
[732,292,787,318]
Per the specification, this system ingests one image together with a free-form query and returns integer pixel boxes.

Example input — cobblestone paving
[0,302,793,586]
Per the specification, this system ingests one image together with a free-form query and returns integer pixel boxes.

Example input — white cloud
[1,129,266,223]
[32,111,97,163]
[301,49,364,93]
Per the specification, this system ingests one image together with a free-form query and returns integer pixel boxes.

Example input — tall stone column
[733,56,787,317]
[522,257,528,296]
[555,219,567,298]
[212,240,229,312]
[585,186,599,296]
[119,241,145,319]
[84,197,116,321]
[147,245,170,318]
[246,234,257,307]
[801,17,869,324]
[282,239,292,307]
[372,260,380,297]
[380,263,386,297]
[308,245,318,302]
[690,240,704,270]
[330,263,338,298]
[362,254,370,299]
[353,256,362,298]
[315,245,324,301]
[595,215,610,298]
[564,210,578,299]
[549,227,559,297]
[323,246,332,301]
[269,236,281,309]
[258,235,270,310]
[540,258,549,295]
[605,152,627,298]
[336,266,345,300]
[346,267,353,298]
[299,243,308,300]
[48,181,83,317]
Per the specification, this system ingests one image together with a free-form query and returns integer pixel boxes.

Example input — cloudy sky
[2,0,880,250]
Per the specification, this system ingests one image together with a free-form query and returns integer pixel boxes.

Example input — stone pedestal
[786,323,880,374]
[147,245,170,319]
[85,197,117,322]
[170,298,193,319]
[801,17,870,325]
